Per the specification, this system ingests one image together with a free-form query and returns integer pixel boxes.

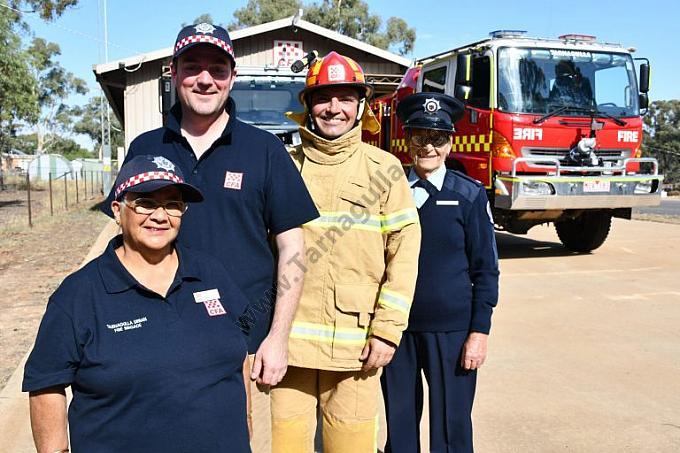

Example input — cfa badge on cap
[194,23,216,34]
[423,98,441,114]
[152,156,176,172]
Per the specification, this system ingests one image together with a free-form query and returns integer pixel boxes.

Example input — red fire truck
[364,31,664,252]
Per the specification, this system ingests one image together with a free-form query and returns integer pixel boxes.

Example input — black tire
[554,211,612,253]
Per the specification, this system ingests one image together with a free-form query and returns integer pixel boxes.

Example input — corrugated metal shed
[94,16,412,149]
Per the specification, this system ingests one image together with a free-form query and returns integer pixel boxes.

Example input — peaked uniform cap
[173,22,235,64]
[396,92,465,132]
[113,155,203,202]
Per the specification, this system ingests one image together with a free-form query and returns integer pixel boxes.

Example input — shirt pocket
[332,283,378,360]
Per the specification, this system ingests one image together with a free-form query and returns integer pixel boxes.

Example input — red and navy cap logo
[173,22,235,61]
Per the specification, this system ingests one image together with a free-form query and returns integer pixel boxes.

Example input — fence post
[84,170,88,199]
[90,171,94,197]
[49,173,53,216]
[64,173,68,210]
[75,172,79,204]
[27,173,33,228]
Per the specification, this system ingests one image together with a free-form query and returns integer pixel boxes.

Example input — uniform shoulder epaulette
[447,169,485,203]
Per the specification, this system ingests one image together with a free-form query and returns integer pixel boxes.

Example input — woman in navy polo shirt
[381,93,500,453]
[23,155,252,453]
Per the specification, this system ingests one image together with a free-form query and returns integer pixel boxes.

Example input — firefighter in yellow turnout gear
[271,51,421,453]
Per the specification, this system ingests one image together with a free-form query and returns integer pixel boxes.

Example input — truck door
[453,52,493,188]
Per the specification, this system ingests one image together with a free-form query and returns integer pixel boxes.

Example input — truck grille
[522,148,630,162]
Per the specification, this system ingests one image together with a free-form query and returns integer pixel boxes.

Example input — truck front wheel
[554,211,612,253]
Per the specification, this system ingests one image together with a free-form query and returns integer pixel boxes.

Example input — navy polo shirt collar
[165,97,237,141]
[98,235,201,294]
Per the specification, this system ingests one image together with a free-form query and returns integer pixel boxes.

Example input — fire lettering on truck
[513,128,543,141]
[617,131,639,143]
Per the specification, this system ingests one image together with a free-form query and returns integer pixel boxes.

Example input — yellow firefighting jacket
[287,124,421,371]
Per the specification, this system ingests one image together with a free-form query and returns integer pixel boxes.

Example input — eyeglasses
[409,131,452,148]
[123,198,187,217]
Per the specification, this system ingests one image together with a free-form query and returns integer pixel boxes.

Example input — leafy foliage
[229,0,416,55]
[72,96,124,151]
[7,0,79,21]
[27,37,88,153]
[0,7,39,153]
[643,100,680,185]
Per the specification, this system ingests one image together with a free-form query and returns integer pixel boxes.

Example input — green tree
[230,0,416,55]
[0,7,39,154]
[26,37,88,154]
[230,0,301,29]
[643,99,680,185]
[73,96,123,151]
[7,0,79,21]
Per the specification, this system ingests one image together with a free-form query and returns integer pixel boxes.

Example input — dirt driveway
[0,202,109,389]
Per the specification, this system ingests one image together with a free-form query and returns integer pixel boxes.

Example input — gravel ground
[0,202,109,389]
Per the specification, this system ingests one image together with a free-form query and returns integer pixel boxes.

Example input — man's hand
[360,336,397,372]
[250,333,288,386]
[460,332,488,371]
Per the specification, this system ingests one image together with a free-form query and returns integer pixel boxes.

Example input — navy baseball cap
[113,155,203,202]
[173,22,235,63]
[396,92,465,132]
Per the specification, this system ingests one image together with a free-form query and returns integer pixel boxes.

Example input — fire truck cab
[375,31,664,252]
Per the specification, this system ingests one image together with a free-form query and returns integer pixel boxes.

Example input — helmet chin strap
[356,98,366,123]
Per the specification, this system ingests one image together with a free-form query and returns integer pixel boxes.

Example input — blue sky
[15,0,680,128]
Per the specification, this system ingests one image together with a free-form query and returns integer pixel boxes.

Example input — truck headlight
[634,181,653,194]
[521,181,553,195]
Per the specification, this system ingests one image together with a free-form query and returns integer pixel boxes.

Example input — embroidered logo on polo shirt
[106,317,148,334]
[194,289,227,317]
[224,171,243,190]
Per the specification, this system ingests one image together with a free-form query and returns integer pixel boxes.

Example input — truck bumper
[494,158,664,211]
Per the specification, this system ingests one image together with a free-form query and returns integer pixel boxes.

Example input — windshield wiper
[592,109,627,126]
[534,105,583,124]
[533,105,627,126]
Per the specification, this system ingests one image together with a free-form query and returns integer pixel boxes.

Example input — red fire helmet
[299,51,374,104]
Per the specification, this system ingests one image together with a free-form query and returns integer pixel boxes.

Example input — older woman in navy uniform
[381,92,499,453]
[23,155,252,453]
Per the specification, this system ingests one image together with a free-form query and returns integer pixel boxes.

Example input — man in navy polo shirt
[103,23,318,392]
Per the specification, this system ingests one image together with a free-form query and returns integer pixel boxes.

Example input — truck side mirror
[456,53,472,85]
[159,75,173,114]
[639,93,649,111]
[639,63,650,93]
[455,85,472,102]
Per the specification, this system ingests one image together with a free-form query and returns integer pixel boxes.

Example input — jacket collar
[164,97,237,143]
[98,235,201,294]
[299,124,362,165]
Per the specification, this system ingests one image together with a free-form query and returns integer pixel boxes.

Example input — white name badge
[193,289,221,303]
[436,200,459,206]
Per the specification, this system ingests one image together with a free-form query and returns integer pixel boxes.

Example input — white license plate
[583,180,611,193]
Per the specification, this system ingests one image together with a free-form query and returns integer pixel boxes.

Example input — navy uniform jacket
[102,99,319,352]
[407,167,499,333]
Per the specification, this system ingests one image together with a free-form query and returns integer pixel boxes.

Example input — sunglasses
[408,131,452,148]
[123,198,187,218]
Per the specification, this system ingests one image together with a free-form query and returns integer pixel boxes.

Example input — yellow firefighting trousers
[271,366,380,453]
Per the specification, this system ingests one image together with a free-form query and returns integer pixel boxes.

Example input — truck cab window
[468,56,490,108]
[422,66,447,93]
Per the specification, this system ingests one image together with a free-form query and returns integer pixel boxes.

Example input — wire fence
[0,170,114,229]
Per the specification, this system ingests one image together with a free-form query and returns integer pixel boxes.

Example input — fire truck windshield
[497,47,639,117]
[231,80,305,127]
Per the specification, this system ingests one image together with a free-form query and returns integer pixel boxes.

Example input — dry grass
[0,201,110,389]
